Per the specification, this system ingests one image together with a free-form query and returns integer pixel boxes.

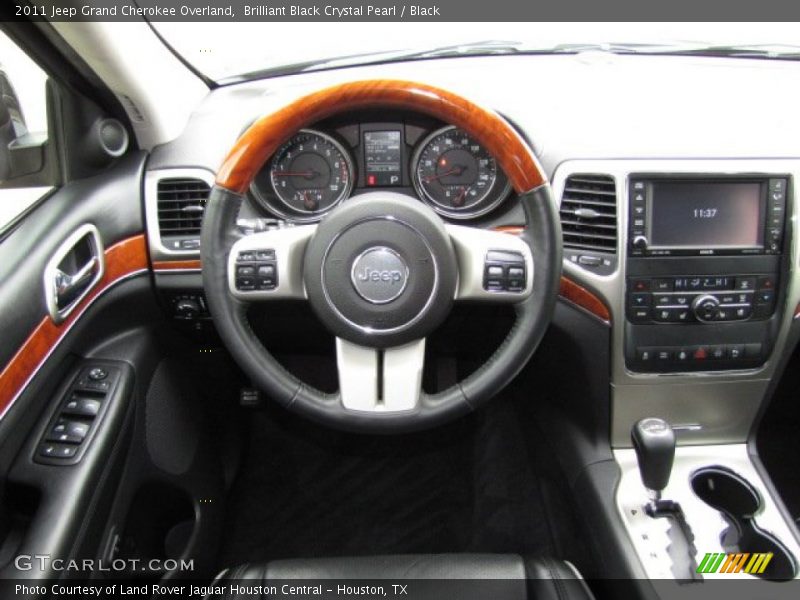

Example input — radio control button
[769,185,786,201]
[756,290,775,304]
[654,295,671,306]
[653,308,673,322]
[685,278,703,290]
[769,179,786,193]
[769,200,785,215]
[735,277,756,291]
[715,308,732,321]
[692,294,721,322]
[709,346,726,360]
[728,345,745,360]
[652,278,673,292]
[632,181,646,191]
[655,349,672,361]
[757,276,776,290]
[630,293,651,307]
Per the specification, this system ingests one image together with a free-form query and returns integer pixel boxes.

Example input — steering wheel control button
[255,250,276,261]
[350,247,409,305]
[483,250,526,292]
[487,265,504,278]
[235,247,278,291]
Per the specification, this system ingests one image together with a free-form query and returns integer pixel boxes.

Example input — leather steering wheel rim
[201,80,562,433]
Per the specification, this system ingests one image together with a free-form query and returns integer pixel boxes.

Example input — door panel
[0,151,150,585]
[0,152,147,373]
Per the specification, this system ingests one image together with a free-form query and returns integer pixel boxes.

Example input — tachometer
[253,129,354,219]
[412,125,510,219]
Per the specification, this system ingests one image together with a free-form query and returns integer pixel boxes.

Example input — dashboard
[247,114,515,223]
[144,52,800,451]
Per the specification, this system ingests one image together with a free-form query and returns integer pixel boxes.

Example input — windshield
[152,22,800,83]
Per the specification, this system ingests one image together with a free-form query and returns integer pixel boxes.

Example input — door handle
[54,256,98,303]
[44,224,105,323]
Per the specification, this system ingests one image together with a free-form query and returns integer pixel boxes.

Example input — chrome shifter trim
[614,444,800,580]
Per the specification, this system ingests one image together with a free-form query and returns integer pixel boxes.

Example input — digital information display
[364,130,402,186]
[648,181,765,250]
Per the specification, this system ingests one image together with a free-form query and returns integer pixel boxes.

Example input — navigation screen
[648,181,764,249]
[364,130,402,186]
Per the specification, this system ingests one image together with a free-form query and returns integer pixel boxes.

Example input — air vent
[560,174,617,253]
[156,178,210,238]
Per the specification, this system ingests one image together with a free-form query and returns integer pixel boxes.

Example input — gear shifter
[631,417,676,507]
[630,418,699,579]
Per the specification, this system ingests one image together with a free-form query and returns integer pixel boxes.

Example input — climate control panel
[627,274,777,325]
[624,268,780,373]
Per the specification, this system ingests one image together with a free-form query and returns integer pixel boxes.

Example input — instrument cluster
[249,120,513,223]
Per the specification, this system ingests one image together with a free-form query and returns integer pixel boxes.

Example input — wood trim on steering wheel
[215,79,546,195]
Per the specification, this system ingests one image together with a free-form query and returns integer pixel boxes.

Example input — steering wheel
[201,80,561,433]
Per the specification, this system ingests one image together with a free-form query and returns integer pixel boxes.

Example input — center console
[624,175,788,372]
[553,158,800,585]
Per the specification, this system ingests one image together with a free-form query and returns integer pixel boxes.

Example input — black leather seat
[210,554,595,600]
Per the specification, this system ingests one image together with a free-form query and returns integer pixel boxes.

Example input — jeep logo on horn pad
[350,247,409,304]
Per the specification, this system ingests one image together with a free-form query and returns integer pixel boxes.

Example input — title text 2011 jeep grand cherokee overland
[1,16,800,600]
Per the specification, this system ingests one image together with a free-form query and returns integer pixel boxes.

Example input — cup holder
[691,466,798,581]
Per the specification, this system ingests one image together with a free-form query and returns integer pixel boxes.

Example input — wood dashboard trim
[215,79,546,195]
[0,234,148,419]
[559,276,612,324]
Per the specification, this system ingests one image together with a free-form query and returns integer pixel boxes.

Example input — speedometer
[252,129,354,220]
[412,125,511,219]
